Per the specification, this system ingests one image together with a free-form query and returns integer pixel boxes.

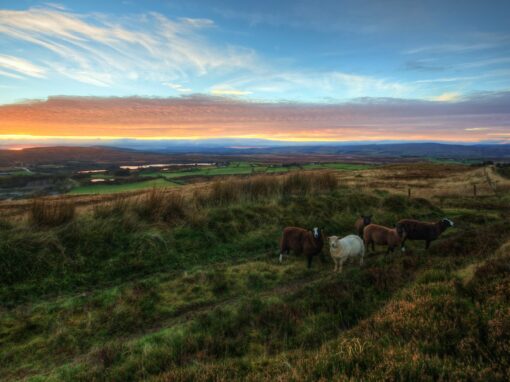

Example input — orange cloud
[0,95,509,142]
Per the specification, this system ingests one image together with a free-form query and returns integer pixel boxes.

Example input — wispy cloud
[210,88,252,96]
[212,70,409,100]
[0,7,257,87]
[0,54,46,78]
[163,82,193,93]
[415,76,480,84]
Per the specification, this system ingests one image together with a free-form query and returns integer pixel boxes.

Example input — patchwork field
[1,164,510,381]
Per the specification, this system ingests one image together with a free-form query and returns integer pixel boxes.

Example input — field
[69,178,179,195]
[1,163,510,381]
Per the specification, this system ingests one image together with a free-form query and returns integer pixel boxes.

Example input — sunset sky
[0,0,510,144]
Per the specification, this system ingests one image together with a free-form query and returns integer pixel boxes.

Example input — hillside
[2,143,510,169]
[1,166,510,381]
[0,146,189,167]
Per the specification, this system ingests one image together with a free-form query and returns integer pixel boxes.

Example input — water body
[120,163,215,170]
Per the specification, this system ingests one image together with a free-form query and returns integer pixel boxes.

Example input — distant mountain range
[118,140,510,160]
[224,142,510,159]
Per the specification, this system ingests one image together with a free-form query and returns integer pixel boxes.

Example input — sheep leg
[359,254,364,266]
[307,255,313,269]
[400,237,407,252]
[279,253,283,263]
[425,240,430,250]
[333,258,338,272]
[338,257,345,273]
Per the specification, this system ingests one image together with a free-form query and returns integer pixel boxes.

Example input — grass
[1,167,509,381]
[69,178,178,195]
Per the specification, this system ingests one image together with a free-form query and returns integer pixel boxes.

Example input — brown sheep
[279,227,324,269]
[363,223,401,254]
[396,218,454,250]
[354,215,372,237]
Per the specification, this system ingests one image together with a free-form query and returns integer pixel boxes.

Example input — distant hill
[0,146,215,167]
[1,142,509,167]
[230,142,510,159]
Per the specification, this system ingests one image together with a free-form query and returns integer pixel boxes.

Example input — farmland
[69,178,179,195]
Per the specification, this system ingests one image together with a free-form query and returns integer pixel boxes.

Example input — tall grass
[134,189,187,222]
[29,199,75,227]
[195,171,338,206]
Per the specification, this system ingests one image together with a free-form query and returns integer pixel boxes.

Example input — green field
[140,161,373,180]
[69,178,178,194]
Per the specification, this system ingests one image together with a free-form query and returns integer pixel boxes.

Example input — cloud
[163,82,193,93]
[0,92,509,141]
[210,88,252,96]
[0,54,46,78]
[0,7,257,87]
[431,92,461,102]
[212,70,408,100]
[415,76,480,84]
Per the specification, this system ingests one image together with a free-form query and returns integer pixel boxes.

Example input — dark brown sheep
[279,227,324,269]
[396,218,454,250]
[363,223,401,254]
[354,215,372,237]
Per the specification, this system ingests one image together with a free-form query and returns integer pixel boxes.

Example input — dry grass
[194,171,338,207]
[134,188,187,222]
[335,164,510,200]
[29,198,75,227]
[4,164,510,222]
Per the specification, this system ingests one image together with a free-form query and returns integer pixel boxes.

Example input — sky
[0,0,510,145]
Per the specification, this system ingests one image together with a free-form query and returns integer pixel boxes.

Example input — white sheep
[328,234,365,273]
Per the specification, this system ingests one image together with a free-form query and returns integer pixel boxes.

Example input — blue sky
[0,0,509,143]
[1,0,510,104]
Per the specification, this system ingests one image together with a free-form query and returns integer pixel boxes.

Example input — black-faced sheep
[396,218,454,250]
[363,223,401,254]
[279,227,324,269]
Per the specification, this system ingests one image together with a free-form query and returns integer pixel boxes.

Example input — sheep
[354,214,372,237]
[363,223,401,254]
[279,226,324,269]
[328,234,364,273]
[396,218,454,250]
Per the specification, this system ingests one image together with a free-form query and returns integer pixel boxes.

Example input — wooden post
[408,187,411,199]
[473,184,477,197]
